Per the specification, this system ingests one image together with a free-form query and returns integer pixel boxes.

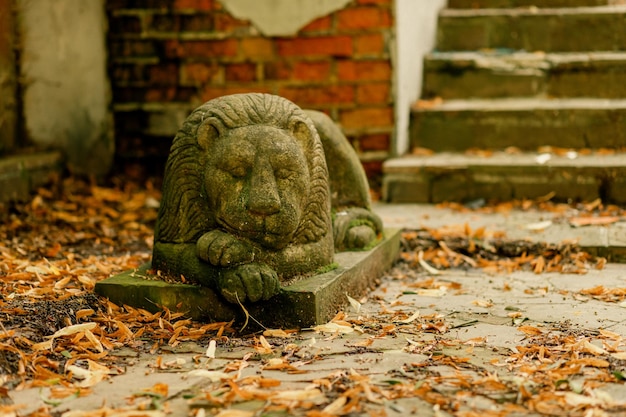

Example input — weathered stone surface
[0,152,63,202]
[437,7,626,53]
[95,229,401,329]
[410,98,626,151]
[383,152,626,204]
[423,51,626,99]
[152,93,382,306]
[448,0,613,8]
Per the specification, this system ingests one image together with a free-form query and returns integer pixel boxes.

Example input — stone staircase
[383,0,626,204]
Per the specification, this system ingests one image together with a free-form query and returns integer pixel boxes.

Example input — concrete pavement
[10,203,626,416]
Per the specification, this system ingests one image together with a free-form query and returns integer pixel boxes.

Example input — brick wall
[107,0,395,180]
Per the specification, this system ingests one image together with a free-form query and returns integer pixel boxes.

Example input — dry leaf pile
[1,177,626,417]
[400,225,605,275]
[0,178,234,395]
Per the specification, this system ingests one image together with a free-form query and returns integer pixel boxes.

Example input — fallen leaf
[569,216,620,227]
[471,300,493,308]
[206,340,216,358]
[396,311,420,324]
[313,322,354,334]
[418,250,443,275]
[346,293,362,314]
[523,220,552,231]
[263,329,292,338]
[186,370,232,382]
[518,325,543,336]
[215,410,254,417]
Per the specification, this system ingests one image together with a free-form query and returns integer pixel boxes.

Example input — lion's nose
[248,165,281,216]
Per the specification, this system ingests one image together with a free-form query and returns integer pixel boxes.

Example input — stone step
[410,98,626,151]
[0,151,63,202]
[448,0,615,8]
[437,6,626,52]
[382,151,626,204]
[423,51,626,99]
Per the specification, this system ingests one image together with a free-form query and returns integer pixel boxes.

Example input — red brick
[279,85,354,106]
[354,33,385,55]
[111,40,156,57]
[225,63,257,82]
[109,15,142,34]
[201,86,272,102]
[134,87,196,103]
[180,14,214,32]
[293,61,331,81]
[148,63,179,85]
[337,60,391,81]
[112,64,143,84]
[356,133,390,151]
[145,87,177,102]
[165,39,238,58]
[145,14,179,32]
[264,61,292,80]
[340,107,393,129]
[174,0,214,10]
[240,38,275,60]
[214,11,251,33]
[356,83,389,104]
[180,62,221,85]
[299,15,332,33]
[337,7,391,31]
[277,36,352,57]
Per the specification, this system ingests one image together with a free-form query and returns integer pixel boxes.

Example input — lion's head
[154,94,332,252]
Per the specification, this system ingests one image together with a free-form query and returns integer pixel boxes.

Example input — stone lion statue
[152,93,382,304]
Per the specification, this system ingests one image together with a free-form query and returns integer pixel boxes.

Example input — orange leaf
[569,216,620,227]
[518,325,543,336]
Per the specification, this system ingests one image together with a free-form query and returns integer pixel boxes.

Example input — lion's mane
[154,93,331,246]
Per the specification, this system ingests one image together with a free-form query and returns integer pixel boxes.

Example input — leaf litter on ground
[1,176,625,417]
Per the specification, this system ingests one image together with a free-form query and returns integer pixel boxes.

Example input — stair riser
[448,0,613,8]
[437,12,626,52]
[424,59,626,99]
[410,108,626,151]
[383,166,626,203]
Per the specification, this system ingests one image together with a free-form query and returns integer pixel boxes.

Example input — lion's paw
[218,263,280,304]
[197,230,254,267]
[333,207,382,251]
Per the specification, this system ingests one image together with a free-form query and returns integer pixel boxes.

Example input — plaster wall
[221,0,352,36]
[18,0,113,176]
[394,0,446,155]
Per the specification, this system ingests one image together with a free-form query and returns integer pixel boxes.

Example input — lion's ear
[196,120,220,151]
[289,119,313,147]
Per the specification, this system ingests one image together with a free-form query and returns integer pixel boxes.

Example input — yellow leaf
[263,329,291,338]
[215,410,254,417]
[313,322,354,334]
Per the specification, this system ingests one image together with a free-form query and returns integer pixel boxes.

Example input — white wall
[18,0,114,176]
[394,0,446,156]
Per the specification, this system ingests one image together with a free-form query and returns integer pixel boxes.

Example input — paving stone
[11,205,626,415]
[95,229,401,330]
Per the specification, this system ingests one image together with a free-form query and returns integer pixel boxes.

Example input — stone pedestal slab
[95,229,400,330]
